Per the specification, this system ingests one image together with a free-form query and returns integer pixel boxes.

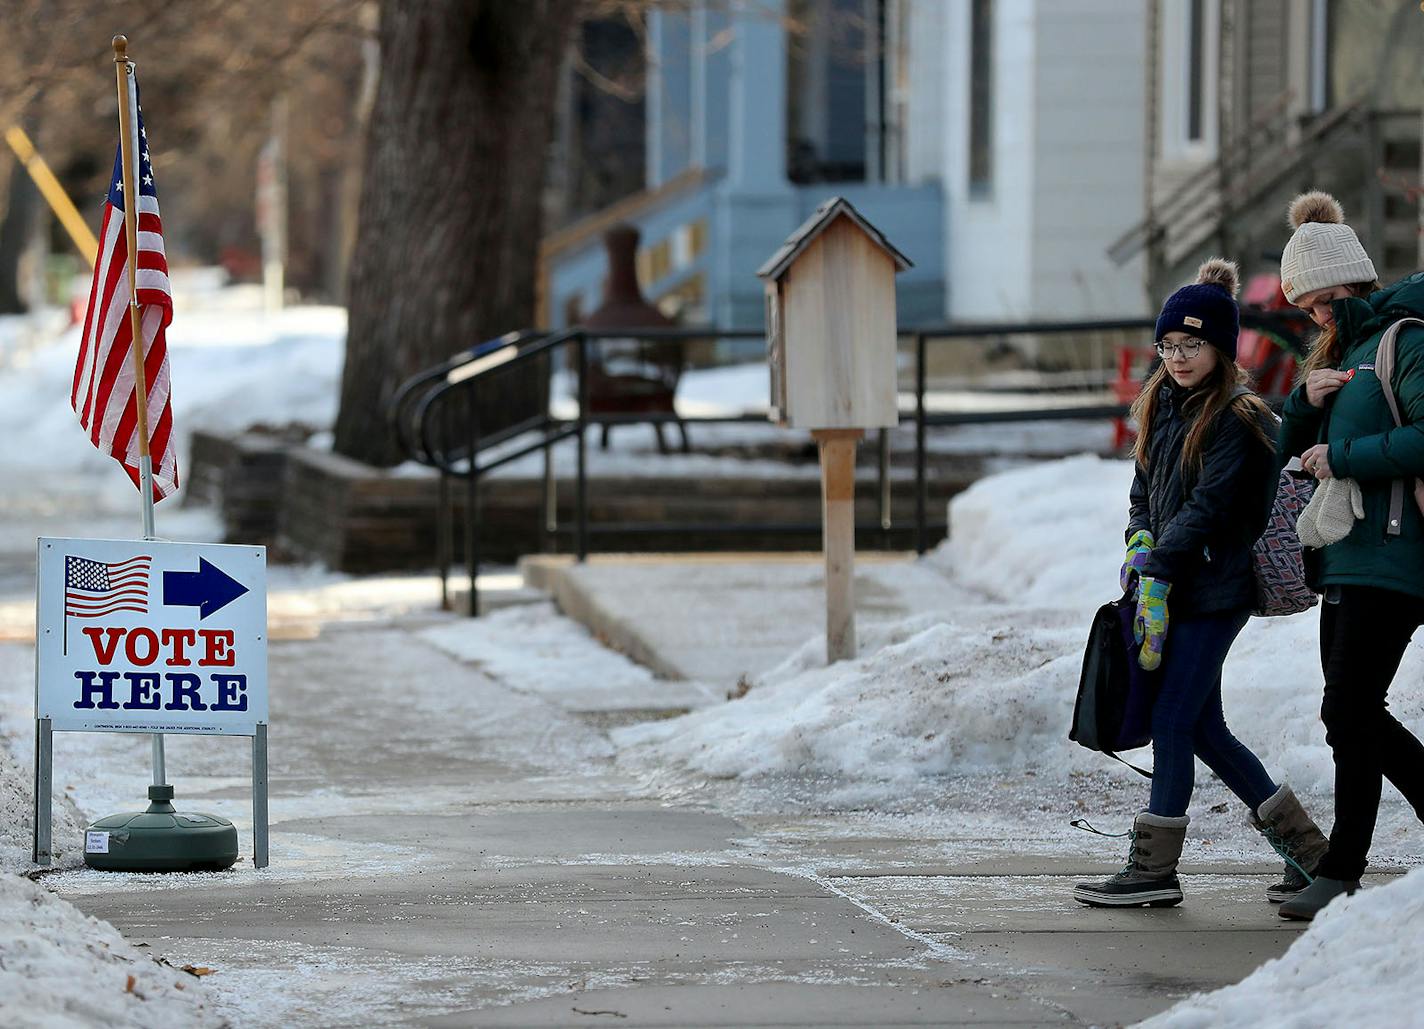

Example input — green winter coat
[1278,271,1424,600]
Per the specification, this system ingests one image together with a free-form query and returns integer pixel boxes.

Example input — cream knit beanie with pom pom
[1279,191,1376,303]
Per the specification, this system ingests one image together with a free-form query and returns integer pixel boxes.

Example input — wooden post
[814,428,863,663]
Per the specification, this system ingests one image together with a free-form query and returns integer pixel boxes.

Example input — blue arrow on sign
[162,558,249,619]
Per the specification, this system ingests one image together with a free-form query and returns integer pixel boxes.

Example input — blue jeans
[1148,609,1278,818]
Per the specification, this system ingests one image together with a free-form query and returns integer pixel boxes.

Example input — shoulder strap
[1375,318,1424,536]
[1104,750,1153,779]
[1374,317,1424,419]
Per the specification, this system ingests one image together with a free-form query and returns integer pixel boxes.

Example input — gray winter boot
[1278,875,1358,921]
[1252,784,1329,903]
[1073,812,1189,908]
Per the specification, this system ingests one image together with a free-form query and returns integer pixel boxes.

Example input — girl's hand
[1301,443,1334,479]
[1306,369,1351,408]
[1120,529,1155,593]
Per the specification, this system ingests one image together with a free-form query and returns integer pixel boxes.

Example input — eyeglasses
[1154,338,1206,359]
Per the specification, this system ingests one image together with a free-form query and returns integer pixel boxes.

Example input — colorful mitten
[1133,577,1171,671]
[1120,529,1156,593]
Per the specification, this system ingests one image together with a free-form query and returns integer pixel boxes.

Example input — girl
[1276,191,1424,921]
[1075,258,1329,908]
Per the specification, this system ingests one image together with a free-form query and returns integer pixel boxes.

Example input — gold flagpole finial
[112,35,129,63]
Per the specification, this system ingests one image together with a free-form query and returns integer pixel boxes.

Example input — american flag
[71,69,177,501]
[65,555,152,618]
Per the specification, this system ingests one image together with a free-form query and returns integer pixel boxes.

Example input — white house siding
[942,0,1037,321]
[1029,2,1148,318]
[1151,0,1220,212]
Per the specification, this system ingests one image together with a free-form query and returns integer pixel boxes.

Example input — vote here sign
[37,538,267,735]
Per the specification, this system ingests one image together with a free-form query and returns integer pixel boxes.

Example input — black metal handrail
[389,328,549,464]
[391,310,1311,614]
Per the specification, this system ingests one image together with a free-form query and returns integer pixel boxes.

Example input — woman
[1276,191,1424,921]
[1075,258,1329,908]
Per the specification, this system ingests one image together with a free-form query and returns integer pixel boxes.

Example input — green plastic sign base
[83,785,239,872]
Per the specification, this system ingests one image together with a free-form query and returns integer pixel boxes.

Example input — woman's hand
[1301,443,1335,479]
[1305,369,1351,408]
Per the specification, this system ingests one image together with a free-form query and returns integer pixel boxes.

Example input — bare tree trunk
[0,157,38,315]
[335,0,578,467]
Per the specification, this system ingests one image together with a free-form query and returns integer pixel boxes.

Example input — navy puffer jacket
[1126,382,1277,617]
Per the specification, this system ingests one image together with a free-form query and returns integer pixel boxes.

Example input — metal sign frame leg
[252,723,268,869]
[33,717,52,865]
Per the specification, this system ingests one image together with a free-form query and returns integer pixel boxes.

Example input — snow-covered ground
[0,871,224,1029]
[0,288,373,1026]
[3,280,1423,1027]
[1141,865,1424,1028]
[610,454,1423,813]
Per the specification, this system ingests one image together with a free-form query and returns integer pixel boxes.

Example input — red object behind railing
[1236,272,1301,399]
[1111,343,1155,449]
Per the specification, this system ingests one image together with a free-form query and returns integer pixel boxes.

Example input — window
[1309,0,1329,113]
[1158,0,1217,161]
[1185,0,1204,141]
[786,0,877,183]
[968,0,993,196]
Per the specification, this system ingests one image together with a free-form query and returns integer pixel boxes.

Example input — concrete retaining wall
[189,429,965,572]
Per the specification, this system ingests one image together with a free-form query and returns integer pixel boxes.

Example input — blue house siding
[648,11,694,187]
[547,1,945,336]
[546,180,944,333]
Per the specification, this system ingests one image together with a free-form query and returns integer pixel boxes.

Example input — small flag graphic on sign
[65,555,151,617]
[71,68,177,501]
[65,555,151,654]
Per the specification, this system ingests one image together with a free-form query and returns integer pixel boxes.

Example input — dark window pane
[969,0,993,194]
[1186,0,1204,141]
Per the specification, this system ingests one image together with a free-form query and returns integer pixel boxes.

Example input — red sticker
[1345,368,1356,381]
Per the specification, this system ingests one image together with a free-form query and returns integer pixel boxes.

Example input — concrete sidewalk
[520,552,975,685]
[36,558,1362,1027]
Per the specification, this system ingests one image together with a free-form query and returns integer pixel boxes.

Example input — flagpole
[112,36,156,542]
[113,35,164,789]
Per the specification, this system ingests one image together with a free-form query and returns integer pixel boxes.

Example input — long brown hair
[1298,280,1381,379]
[1131,357,1275,475]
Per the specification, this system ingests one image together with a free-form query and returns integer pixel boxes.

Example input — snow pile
[930,454,1410,796]
[929,453,1131,609]
[614,454,1424,798]
[1143,868,1424,1028]
[613,456,1129,781]
[615,612,1093,781]
[0,874,223,1029]
[0,720,87,874]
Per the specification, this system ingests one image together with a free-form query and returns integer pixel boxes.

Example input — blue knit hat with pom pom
[1154,258,1240,359]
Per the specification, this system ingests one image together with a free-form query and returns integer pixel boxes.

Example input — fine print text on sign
[37,538,267,735]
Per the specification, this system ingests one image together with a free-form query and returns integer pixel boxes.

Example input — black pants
[1317,585,1424,881]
